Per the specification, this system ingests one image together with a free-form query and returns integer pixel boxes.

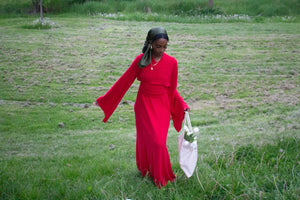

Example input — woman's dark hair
[142,33,169,53]
[138,27,169,68]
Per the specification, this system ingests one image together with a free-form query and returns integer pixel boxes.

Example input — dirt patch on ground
[0,100,92,109]
[188,91,299,111]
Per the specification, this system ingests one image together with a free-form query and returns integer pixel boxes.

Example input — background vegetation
[0,0,299,199]
[1,0,300,17]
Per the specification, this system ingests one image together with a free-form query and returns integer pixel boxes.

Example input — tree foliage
[31,0,88,13]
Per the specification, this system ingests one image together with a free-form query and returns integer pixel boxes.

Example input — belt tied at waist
[139,82,168,96]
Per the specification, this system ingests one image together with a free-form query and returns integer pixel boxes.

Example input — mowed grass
[0,16,299,199]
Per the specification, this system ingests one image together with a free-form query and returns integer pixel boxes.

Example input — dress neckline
[152,53,164,64]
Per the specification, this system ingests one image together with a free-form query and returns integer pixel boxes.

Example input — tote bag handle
[183,111,193,134]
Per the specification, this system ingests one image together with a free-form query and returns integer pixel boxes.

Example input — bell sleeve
[96,56,140,122]
[169,60,189,132]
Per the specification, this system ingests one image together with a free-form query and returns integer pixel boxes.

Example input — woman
[94,27,189,188]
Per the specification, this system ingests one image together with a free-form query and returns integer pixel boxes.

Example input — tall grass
[216,0,300,16]
[70,0,300,16]
[1,0,299,17]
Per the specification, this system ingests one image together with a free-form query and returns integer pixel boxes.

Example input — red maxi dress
[96,53,189,188]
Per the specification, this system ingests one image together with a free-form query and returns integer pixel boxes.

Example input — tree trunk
[209,0,213,8]
[40,0,43,23]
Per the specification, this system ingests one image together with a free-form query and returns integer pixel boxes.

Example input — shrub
[21,18,58,29]
[0,0,32,15]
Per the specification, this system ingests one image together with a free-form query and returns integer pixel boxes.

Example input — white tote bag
[178,111,198,178]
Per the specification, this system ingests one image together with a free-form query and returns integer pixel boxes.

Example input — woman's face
[151,38,168,58]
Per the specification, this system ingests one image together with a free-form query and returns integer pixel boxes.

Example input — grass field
[0,16,299,199]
